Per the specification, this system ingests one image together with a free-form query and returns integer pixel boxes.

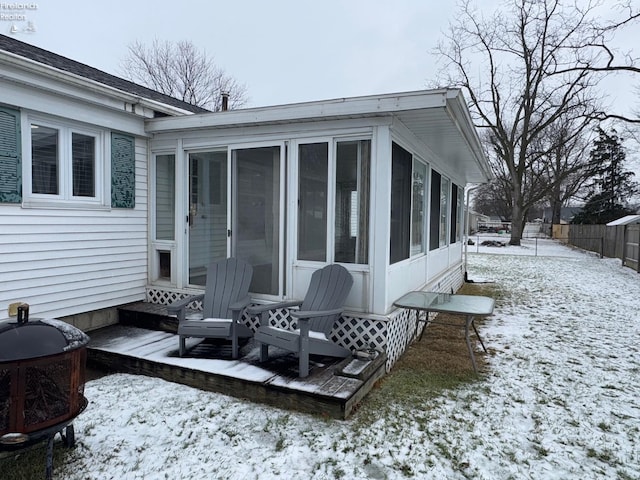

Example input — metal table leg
[464,315,487,374]
[417,310,429,341]
[472,321,488,354]
[464,315,478,373]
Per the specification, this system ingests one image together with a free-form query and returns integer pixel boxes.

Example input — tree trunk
[551,200,562,224]
[510,203,524,245]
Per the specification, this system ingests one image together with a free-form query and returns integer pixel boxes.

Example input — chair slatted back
[202,258,253,318]
[301,264,353,335]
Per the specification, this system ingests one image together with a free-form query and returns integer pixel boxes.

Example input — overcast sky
[4,1,639,135]
[4,0,458,107]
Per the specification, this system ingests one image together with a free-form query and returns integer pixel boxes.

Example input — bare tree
[540,120,595,224]
[436,0,640,244]
[120,39,248,111]
[473,179,513,220]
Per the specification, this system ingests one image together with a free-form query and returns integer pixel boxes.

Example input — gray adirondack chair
[248,264,353,378]
[167,258,253,359]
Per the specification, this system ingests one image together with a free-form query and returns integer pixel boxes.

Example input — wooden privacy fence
[565,224,640,272]
[625,225,640,271]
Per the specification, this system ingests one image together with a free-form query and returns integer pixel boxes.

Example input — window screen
[390,143,412,264]
[31,125,59,195]
[298,143,328,261]
[72,133,95,197]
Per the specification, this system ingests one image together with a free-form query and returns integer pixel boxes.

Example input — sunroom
[143,89,490,366]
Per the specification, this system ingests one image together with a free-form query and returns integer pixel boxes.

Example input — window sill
[21,199,112,211]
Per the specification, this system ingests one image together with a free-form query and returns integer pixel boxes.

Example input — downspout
[464,184,481,282]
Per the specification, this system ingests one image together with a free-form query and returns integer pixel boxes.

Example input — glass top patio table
[393,292,495,316]
[393,291,494,373]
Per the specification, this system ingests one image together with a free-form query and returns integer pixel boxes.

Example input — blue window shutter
[111,132,135,208]
[0,106,22,204]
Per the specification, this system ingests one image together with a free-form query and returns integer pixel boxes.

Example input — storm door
[231,145,282,296]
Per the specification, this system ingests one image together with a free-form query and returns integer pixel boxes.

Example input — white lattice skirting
[146,268,464,371]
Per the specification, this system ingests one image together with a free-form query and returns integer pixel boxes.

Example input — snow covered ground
[58,238,640,479]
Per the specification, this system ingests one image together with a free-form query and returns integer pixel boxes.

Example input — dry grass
[359,282,502,415]
[0,442,69,480]
[397,281,501,375]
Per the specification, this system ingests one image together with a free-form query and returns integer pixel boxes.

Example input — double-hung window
[27,117,104,205]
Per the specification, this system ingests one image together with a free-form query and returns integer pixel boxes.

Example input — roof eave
[145,89,452,133]
[0,50,196,117]
[444,90,492,183]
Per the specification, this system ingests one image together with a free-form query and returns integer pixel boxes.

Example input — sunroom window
[411,160,427,255]
[390,142,428,264]
[335,140,370,264]
[450,183,463,244]
[297,139,371,265]
[298,143,328,261]
[429,170,451,250]
[155,154,175,241]
[440,176,450,247]
[390,143,411,264]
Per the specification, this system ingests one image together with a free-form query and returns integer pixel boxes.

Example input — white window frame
[439,176,450,248]
[293,135,372,268]
[150,150,178,287]
[410,157,428,257]
[22,113,107,208]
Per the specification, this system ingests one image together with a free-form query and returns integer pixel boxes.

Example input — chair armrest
[290,308,344,320]
[246,300,302,315]
[167,293,205,321]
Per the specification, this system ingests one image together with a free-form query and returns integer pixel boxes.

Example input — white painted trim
[176,138,187,289]
[170,120,381,150]
[146,89,450,132]
[149,150,178,287]
[370,125,392,315]
[1,78,149,137]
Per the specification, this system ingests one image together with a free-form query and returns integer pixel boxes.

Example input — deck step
[118,301,180,333]
[336,352,385,380]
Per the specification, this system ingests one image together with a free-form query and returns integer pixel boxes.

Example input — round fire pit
[0,305,89,479]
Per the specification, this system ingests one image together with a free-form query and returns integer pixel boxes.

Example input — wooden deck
[87,303,387,419]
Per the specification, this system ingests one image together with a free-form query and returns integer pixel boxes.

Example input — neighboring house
[467,211,489,233]
[542,206,582,224]
[0,35,491,366]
